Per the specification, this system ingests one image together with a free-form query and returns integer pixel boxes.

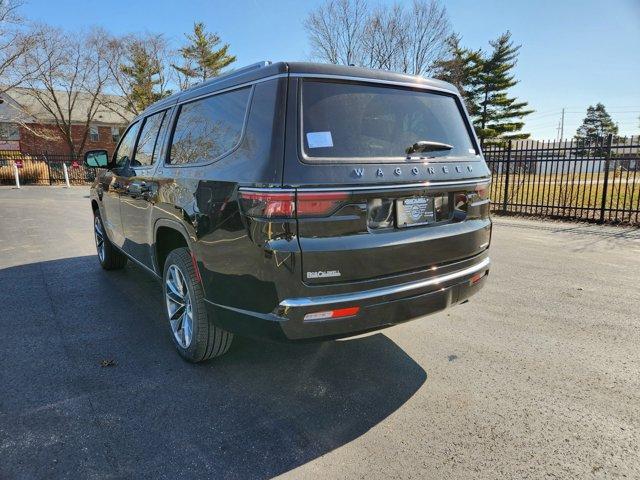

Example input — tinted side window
[169,87,251,165]
[114,122,140,167]
[133,110,166,167]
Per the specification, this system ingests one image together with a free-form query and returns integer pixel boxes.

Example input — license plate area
[396,196,435,228]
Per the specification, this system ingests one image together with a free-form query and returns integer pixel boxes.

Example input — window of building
[89,125,100,142]
[112,126,122,143]
[132,110,167,167]
[0,122,20,141]
[168,87,251,165]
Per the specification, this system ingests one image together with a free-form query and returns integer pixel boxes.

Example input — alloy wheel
[165,264,193,348]
[94,215,105,263]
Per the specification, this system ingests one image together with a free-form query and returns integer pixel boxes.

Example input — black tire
[93,210,127,270]
[163,247,233,362]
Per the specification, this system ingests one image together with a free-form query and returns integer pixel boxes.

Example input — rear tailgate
[283,75,492,285]
[296,181,491,285]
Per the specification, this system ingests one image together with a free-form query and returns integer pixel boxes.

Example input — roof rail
[184,61,273,93]
[221,61,272,79]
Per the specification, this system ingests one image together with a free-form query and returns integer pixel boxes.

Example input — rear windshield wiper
[405,140,454,155]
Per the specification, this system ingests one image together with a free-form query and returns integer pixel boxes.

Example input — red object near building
[15,159,23,168]
[71,160,80,169]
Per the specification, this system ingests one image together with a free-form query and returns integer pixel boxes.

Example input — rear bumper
[205,256,490,341]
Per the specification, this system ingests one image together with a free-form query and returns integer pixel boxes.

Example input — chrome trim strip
[175,73,288,106]
[280,257,490,308]
[239,179,490,194]
[295,178,490,192]
[115,246,161,279]
[238,187,295,193]
[289,73,457,95]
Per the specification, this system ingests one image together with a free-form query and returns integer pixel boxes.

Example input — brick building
[0,87,133,157]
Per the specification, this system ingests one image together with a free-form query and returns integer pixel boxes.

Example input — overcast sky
[20,0,640,140]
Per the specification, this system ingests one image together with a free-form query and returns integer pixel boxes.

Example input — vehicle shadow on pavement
[0,256,427,480]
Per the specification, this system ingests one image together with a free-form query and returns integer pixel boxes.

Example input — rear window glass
[301,80,477,161]
[169,87,251,165]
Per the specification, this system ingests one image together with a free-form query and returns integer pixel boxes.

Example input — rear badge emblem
[307,270,341,279]
[351,164,473,178]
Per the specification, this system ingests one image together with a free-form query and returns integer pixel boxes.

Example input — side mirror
[84,150,109,168]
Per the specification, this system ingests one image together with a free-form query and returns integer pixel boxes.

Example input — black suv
[85,61,491,362]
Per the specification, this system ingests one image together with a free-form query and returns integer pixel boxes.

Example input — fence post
[45,151,52,185]
[599,133,613,223]
[62,161,71,188]
[13,162,20,189]
[502,140,512,214]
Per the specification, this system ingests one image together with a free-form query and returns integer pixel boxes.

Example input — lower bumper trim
[279,257,490,308]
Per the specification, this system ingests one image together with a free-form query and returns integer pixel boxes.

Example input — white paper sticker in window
[306,131,333,148]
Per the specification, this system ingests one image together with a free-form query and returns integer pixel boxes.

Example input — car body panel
[88,61,491,341]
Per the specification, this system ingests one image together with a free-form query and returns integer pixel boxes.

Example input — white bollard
[62,162,70,188]
[13,163,20,189]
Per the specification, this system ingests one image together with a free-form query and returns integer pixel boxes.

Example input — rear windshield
[301,80,477,162]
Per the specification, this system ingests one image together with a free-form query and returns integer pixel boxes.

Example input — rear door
[120,109,170,268]
[285,78,492,285]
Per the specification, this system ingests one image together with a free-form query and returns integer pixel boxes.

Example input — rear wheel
[93,211,127,270]
[163,248,233,362]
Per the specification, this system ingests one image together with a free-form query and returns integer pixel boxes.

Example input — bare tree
[305,0,368,66]
[305,0,450,76]
[104,32,172,119]
[398,0,451,76]
[0,0,38,91]
[362,4,405,71]
[12,25,113,156]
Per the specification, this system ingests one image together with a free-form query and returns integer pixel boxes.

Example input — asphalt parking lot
[1,186,639,480]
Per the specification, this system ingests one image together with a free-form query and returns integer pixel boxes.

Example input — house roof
[0,87,133,125]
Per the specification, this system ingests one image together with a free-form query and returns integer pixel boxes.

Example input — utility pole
[556,108,566,142]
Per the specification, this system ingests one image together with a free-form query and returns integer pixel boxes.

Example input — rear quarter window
[168,87,251,165]
[301,80,477,162]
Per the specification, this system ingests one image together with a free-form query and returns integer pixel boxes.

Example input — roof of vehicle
[140,61,459,118]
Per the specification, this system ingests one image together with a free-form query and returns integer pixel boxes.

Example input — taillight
[297,191,349,217]
[239,189,350,218]
[239,190,295,218]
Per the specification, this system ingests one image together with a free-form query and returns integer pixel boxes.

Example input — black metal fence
[3,138,640,226]
[483,135,640,226]
[0,152,96,185]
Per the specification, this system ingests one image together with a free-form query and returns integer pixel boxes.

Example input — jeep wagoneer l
[85,61,491,362]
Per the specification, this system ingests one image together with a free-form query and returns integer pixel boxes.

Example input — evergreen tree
[120,41,169,114]
[432,34,482,116]
[575,103,618,142]
[475,31,533,143]
[172,22,236,87]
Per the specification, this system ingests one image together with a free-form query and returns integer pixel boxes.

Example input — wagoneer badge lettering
[307,270,342,279]
[350,164,476,178]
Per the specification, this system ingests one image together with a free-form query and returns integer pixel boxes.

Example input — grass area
[489,172,640,224]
